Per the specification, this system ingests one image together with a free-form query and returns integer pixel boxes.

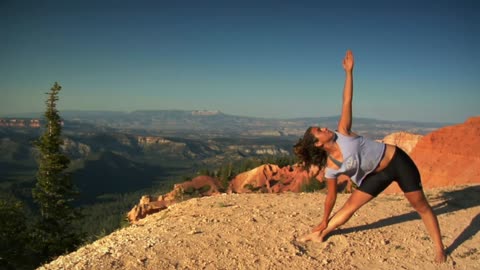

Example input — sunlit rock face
[380,131,423,154]
[384,116,480,194]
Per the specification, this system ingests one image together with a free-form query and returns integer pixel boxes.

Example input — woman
[294,50,446,263]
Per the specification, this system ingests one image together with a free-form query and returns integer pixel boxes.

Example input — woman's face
[310,127,334,147]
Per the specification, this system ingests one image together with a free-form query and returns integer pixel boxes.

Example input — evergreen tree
[31,82,81,261]
[218,162,234,190]
[0,196,29,270]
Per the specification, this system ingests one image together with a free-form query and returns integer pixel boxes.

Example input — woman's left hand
[298,231,323,243]
[312,220,328,233]
[343,50,354,72]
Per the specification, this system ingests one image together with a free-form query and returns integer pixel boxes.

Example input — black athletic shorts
[358,146,423,197]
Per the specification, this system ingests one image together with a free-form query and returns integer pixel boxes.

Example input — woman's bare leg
[316,189,374,240]
[297,189,373,243]
[404,190,446,263]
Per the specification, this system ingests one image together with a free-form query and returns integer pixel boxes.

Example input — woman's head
[309,127,335,147]
[294,126,331,170]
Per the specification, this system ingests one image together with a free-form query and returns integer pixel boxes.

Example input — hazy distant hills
[4,109,449,139]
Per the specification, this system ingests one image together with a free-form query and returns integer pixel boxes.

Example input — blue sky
[1,0,478,123]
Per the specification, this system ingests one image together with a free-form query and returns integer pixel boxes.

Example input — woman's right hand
[342,50,354,72]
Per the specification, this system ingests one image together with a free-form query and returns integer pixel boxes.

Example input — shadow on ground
[333,185,480,255]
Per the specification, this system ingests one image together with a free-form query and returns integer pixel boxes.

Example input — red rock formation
[380,131,423,154]
[0,118,42,128]
[227,164,353,193]
[227,164,323,193]
[29,119,41,128]
[384,116,480,194]
[127,175,222,223]
[126,196,169,222]
[0,119,26,127]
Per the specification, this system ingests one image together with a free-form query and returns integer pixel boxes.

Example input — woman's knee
[413,200,432,214]
[405,191,431,214]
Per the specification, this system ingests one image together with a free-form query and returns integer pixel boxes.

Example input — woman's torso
[324,132,388,185]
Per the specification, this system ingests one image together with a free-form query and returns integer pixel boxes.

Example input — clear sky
[1,0,478,123]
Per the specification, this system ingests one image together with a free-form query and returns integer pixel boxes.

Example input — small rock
[100,247,111,255]
[289,212,299,217]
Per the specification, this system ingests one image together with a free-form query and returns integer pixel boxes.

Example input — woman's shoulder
[335,130,359,140]
[336,129,358,136]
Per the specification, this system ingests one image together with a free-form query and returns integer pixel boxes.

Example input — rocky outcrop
[384,116,480,193]
[0,118,41,128]
[127,175,222,222]
[228,164,353,193]
[380,131,423,154]
[227,164,322,193]
[126,195,170,223]
[137,136,177,146]
[61,138,91,159]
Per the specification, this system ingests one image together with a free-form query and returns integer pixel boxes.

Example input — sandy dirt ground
[38,184,480,270]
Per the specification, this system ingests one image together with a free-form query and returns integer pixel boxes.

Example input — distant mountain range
[2,110,450,139]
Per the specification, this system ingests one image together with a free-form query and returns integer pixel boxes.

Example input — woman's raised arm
[337,50,354,135]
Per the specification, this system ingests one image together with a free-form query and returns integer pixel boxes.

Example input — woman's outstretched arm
[298,178,338,242]
[313,178,338,232]
[337,50,354,135]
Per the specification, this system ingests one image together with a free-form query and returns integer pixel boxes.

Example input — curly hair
[294,127,328,171]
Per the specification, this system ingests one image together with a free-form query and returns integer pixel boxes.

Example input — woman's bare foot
[435,249,446,263]
[298,231,324,243]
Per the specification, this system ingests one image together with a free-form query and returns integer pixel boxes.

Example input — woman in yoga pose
[294,50,446,263]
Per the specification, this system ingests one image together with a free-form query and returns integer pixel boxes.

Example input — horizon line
[0,109,462,125]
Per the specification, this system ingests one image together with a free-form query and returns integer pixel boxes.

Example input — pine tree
[32,82,81,261]
[0,196,29,270]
